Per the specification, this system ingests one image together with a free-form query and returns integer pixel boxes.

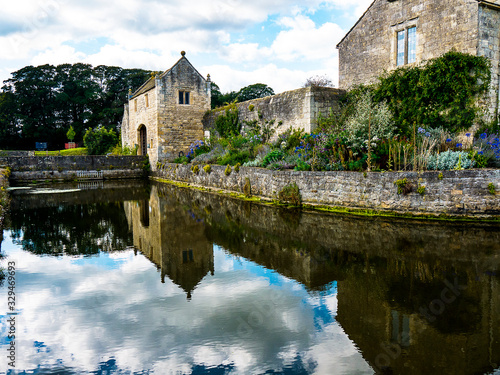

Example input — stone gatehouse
[337,0,500,120]
[121,52,211,169]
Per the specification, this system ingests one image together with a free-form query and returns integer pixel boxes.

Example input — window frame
[395,25,417,67]
[178,90,191,105]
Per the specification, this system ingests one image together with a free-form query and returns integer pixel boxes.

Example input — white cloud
[0,0,368,92]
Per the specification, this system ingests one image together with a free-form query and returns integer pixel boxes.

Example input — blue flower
[478,151,484,155]
[480,133,488,140]
[466,133,471,137]
[418,127,426,134]
[456,143,462,148]
[425,132,431,137]
[446,138,452,143]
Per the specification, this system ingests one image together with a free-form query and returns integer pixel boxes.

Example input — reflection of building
[336,261,500,374]
[124,185,214,299]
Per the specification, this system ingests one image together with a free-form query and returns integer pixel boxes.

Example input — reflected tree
[9,202,133,256]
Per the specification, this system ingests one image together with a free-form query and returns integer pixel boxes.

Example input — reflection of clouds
[0,239,371,374]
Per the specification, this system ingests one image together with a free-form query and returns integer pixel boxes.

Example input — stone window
[145,94,149,107]
[179,91,190,105]
[396,26,417,66]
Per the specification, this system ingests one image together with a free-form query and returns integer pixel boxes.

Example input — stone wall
[154,164,500,218]
[0,156,147,181]
[338,0,479,89]
[337,0,500,120]
[478,5,500,118]
[203,87,345,138]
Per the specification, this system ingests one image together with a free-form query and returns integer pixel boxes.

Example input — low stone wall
[0,156,147,181]
[154,164,500,218]
[203,87,345,137]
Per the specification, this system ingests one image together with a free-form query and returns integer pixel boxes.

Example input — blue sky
[0,0,372,93]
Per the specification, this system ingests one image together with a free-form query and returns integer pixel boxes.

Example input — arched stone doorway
[138,125,147,156]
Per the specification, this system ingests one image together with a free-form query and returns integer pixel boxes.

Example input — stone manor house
[122,0,500,168]
[337,0,500,119]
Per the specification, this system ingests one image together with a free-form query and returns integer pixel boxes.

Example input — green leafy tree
[66,125,76,142]
[83,126,118,155]
[236,83,274,102]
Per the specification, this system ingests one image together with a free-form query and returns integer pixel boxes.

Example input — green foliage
[203,164,211,174]
[427,150,475,170]
[224,164,232,176]
[66,125,76,142]
[234,163,241,172]
[83,126,118,155]
[218,150,250,166]
[395,178,413,195]
[1,63,151,149]
[488,182,496,195]
[278,183,302,206]
[237,83,275,102]
[417,185,426,196]
[344,91,394,152]
[294,159,311,171]
[214,103,240,138]
[110,143,137,155]
[262,149,285,167]
[375,51,491,134]
[174,155,189,164]
[249,104,255,112]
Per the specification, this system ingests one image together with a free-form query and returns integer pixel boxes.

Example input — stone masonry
[337,0,500,121]
[122,52,211,169]
[154,164,500,218]
[203,86,346,139]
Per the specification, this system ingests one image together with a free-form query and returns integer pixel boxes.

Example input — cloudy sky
[0,0,372,93]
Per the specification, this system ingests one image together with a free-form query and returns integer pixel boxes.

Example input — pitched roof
[130,53,206,99]
[336,0,500,49]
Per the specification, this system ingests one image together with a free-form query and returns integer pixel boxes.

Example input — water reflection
[126,182,500,374]
[1,180,499,374]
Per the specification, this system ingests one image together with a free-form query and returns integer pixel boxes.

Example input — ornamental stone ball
[181,51,186,56]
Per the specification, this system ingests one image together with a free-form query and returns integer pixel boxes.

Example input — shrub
[174,155,189,164]
[262,149,285,167]
[234,163,241,172]
[203,164,211,174]
[224,164,231,176]
[488,182,496,195]
[217,150,250,166]
[395,178,413,195]
[427,150,475,170]
[278,183,302,206]
[83,126,118,155]
[294,159,311,171]
[191,165,200,174]
[214,103,240,138]
[344,91,394,153]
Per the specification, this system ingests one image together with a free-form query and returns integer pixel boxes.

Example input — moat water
[0,180,499,375]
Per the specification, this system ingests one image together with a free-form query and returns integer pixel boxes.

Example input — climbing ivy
[372,51,491,135]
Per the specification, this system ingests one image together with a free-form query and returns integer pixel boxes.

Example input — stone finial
[181,51,186,56]
[207,73,211,81]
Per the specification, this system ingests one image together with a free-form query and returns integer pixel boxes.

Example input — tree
[83,126,118,155]
[303,75,335,88]
[236,83,274,102]
[66,125,76,142]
